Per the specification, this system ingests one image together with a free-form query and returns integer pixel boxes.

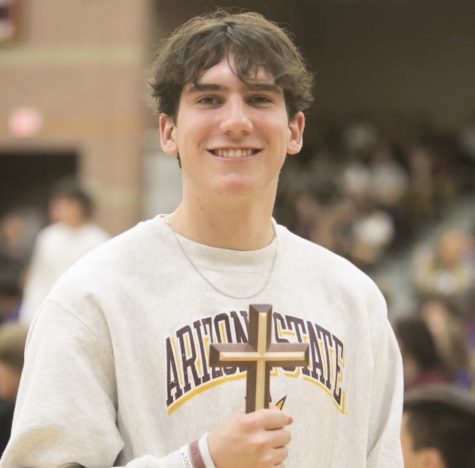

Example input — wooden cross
[210,304,309,413]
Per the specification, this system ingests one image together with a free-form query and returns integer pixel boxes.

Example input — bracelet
[189,439,206,468]
[199,433,217,468]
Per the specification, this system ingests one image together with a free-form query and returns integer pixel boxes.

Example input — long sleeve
[365,286,404,468]
[1,300,187,468]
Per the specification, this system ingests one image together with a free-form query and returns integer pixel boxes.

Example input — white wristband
[198,433,217,468]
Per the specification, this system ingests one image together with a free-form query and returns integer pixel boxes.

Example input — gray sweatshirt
[1,216,403,467]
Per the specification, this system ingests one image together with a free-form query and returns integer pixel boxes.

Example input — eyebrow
[187,82,282,94]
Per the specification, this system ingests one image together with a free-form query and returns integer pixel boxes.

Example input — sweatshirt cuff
[179,444,193,468]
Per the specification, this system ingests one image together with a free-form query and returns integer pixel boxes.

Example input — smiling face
[160,57,304,203]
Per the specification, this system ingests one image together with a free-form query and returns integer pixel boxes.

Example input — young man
[401,384,475,468]
[1,11,403,467]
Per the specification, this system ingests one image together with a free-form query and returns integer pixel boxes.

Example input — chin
[216,179,256,196]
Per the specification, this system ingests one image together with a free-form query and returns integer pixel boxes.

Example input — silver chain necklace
[165,218,278,300]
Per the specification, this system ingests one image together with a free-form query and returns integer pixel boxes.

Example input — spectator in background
[370,143,408,212]
[418,295,471,389]
[463,288,475,392]
[369,143,408,246]
[394,316,448,391]
[404,144,436,235]
[342,121,379,157]
[349,195,395,270]
[414,227,473,302]
[290,188,322,241]
[337,143,396,270]
[0,324,28,456]
[0,211,36,289]
[0,275,21,323]
[19,180,109,324]
[462,226,475,390]
[0,324,28,402]
[401,384,475,468]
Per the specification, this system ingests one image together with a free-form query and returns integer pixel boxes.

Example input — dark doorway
[0,150,78,220]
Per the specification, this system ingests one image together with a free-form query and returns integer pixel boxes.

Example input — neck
[168,195,276,250]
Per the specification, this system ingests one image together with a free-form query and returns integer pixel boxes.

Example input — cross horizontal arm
[209,343,253,366]
[265,343,309,365]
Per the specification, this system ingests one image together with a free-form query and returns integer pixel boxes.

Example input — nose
[219,97,253,137]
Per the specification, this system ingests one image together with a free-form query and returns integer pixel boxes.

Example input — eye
[248,95,273,105]
[196,95,223,106]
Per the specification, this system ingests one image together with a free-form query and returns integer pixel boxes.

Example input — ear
[287,111,305,156]
[159,113,178,156]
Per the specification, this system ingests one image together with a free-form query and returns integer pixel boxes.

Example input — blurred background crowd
[1,0,474,465]
[275,117,475,395]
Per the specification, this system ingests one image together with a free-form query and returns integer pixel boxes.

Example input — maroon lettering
[177,325,202,392]
[166,337,183,406]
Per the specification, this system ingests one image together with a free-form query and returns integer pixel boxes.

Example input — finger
[271,445,289,464]
[269,401,293,425]
[270,428,291,448]
[258,409,291,430]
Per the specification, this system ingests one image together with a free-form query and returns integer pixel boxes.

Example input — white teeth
[213,149,256,158]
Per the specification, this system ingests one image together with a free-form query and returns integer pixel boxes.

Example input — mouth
[208,148,261,159]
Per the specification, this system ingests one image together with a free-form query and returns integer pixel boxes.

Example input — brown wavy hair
[149,10,314,121]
